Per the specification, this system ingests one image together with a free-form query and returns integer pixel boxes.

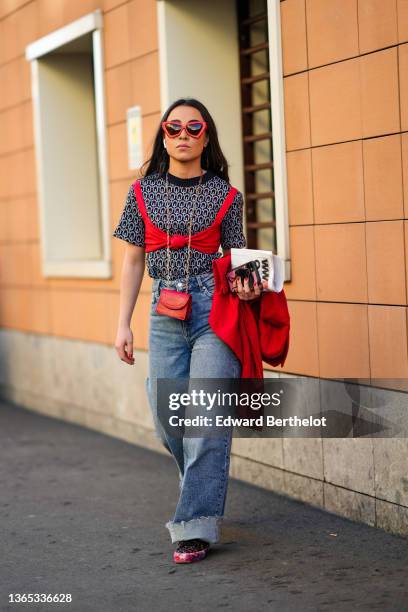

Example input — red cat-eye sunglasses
[161,120,207,139]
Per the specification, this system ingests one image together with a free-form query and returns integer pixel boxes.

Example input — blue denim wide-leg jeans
[145,270,242,544]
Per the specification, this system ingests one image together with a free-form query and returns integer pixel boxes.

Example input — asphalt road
[1,400,407,612]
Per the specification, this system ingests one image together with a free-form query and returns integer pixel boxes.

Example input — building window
[157,0,290,277]
[236,0,290,279]
[237,0,274,250]
[25,10,110,278]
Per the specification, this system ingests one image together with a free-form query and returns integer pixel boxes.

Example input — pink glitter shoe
[173,538,210,564]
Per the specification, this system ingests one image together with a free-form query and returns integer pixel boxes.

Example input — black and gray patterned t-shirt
[112,169,246,280]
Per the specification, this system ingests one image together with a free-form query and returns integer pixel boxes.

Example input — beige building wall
[273,0,408,537]
[0,0,407,536]
[281,0,408,383]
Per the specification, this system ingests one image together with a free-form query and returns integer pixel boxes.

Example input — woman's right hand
[115,326,135,365]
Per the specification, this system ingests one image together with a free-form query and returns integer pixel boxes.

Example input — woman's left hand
[235,277,268,300]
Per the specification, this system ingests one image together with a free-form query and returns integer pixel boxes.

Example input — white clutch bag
[230,248,284,293]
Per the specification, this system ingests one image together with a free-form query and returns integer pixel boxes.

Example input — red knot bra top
[132,179,238,253]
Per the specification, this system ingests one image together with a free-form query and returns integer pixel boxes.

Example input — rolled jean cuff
[165,515,223,544]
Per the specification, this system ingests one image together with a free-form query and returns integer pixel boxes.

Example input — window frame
[25,9,111,278]
[157,0,291,281]
[267,0,291,281]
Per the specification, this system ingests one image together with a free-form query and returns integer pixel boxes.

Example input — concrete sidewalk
[1,400,407,612]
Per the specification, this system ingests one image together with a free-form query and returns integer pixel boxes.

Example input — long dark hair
[140,98,230,183]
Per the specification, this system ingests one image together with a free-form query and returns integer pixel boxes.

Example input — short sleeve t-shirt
[112,169,246,280]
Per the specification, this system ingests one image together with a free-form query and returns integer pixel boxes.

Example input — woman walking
[113,98,263,564]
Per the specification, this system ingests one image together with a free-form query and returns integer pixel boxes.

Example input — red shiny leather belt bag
[156,288,192,320]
